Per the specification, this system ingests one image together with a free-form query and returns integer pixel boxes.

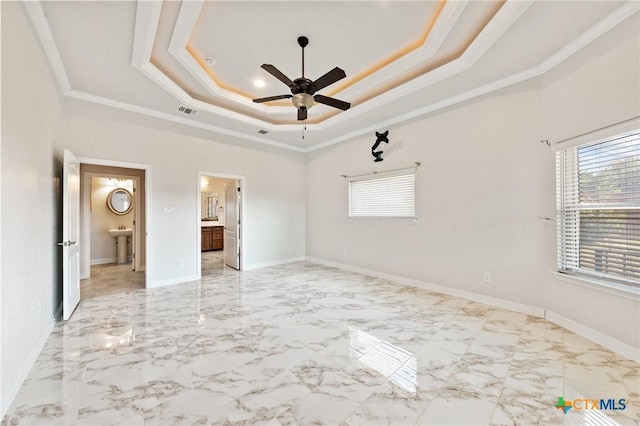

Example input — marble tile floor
[3,262,638,425]
[80,263,145,300]
[201,250,226,277]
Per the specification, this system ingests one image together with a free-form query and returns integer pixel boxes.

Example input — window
[348,168,416,218]
[556,129,640,287]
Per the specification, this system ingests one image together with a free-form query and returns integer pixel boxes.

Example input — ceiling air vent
[258,130,268,135]
[178,106,198,116]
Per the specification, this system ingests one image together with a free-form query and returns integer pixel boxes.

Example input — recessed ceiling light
[253,78,265,88]
[204,57,216,67]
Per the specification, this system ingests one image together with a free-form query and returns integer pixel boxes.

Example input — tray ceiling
[25,1,639,152]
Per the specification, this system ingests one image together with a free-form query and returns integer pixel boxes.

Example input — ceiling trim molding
[130,0,161,65]
[327,0,470,103]
[23,0,640,153]
[536,0,640,72]
[162,0,476,123]
[129,0,533,134]
[132,2,283,130]
[307,1,640,152]
[311,0,533,135]
[22,1,71,94]
[142,0,496,128]
[65,90,306,153]
[421,1,470,58]
[170,2,251,103]
[167,1,292,116]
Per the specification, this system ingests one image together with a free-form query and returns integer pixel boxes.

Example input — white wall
[540,13,640,352]
[306,13,640,352]
[64,99,307,285]
[90,177,134,264]
[1,2,65,416]
[307,81,548,307]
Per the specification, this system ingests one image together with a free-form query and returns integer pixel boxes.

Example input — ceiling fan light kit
[253,36,351,121]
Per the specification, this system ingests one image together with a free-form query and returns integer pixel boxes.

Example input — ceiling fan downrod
[298,36,308,78]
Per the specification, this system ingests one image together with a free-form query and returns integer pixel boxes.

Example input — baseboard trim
[90,257,117,265]
[306,257,544,317]
[148,274,199,288]
[244,257,306,271]
[545,311,640,363]
[306,257,638,362]
[1,307,58,419]
[53,302,63,321]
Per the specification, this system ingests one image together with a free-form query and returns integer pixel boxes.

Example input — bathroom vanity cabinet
[202,225,224,251]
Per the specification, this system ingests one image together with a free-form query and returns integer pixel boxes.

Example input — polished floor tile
[2,262,638,425]
[81,263,145,299]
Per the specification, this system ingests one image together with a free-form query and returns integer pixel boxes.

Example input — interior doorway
[197,172,244,278]
[79,162,149,299]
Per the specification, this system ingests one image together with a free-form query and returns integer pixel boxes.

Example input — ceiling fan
[252,36,351,121]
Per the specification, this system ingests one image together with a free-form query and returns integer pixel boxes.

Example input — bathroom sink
[107,229,133,237]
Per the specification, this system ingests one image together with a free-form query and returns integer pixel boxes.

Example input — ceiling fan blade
[297,108,308,121]
[253,94,293,103]
[261,64,295,87]
[312,67,346,91]
[314,94,350,111]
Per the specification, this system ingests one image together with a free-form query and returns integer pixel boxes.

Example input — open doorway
[79,163,147,299]
[197,172,243,278]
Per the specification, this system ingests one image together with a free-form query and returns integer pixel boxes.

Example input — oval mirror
[107,188,133,215]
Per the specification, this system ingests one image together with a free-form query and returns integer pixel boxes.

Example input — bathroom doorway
[197,172,244,278]
[79,163,147,299]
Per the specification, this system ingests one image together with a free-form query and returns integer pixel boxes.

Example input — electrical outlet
[38,301,42,316]
[178,259,184,268]
[342,249,347,257]
[483,272,492,283]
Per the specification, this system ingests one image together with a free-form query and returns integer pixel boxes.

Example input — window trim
[555,127,640,290]
[552,271,640,301]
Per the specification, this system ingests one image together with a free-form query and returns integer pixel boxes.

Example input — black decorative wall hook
[372,131,389,162]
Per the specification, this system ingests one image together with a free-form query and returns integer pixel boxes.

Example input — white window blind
[348,168,416,218]
[556,129,640,287]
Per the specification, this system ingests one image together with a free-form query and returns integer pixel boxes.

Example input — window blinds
[348,169,416,218]
[556,129,640,286]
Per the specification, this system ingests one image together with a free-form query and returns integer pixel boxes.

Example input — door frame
[78,157,152,287]
[196,171,245,278]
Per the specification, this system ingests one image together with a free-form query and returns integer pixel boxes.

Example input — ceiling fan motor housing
[291,78,315,95]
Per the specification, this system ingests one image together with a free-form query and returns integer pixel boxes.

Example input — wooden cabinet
[201,225,223,252]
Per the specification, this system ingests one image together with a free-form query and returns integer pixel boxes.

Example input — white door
[224,182,240,269]
[61,150,81,320]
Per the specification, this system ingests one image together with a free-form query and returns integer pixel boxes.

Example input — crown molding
[22,1,71,93]
[306,1,640,151]
[65,90,305,152]
[168,0,292,116]
[23,0,640,153]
